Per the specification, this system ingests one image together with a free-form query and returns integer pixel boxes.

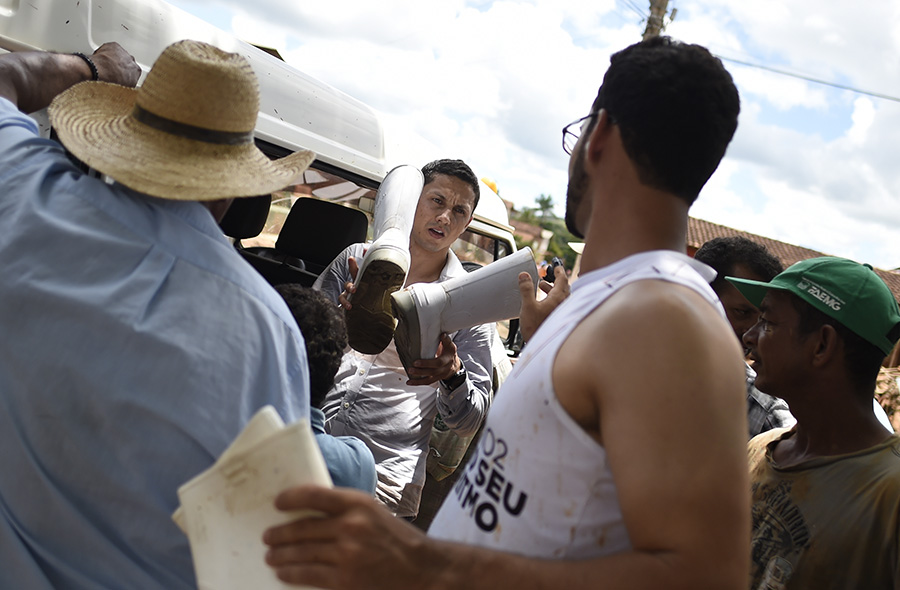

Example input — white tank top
[428,250,721,559]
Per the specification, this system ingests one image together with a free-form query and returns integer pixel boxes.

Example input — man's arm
[263,281,750,590]
[312,245,361,303]
[432,325,493,437]
[0,43,140,112]
[401,325,492,436]
[551,280,751,588]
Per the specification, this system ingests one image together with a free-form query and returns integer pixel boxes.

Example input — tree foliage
[511,194,580,270]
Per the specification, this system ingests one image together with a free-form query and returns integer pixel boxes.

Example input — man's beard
[565,147,588,239]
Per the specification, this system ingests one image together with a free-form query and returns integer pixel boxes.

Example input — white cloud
[729,65,831,112]
[847,97,875,145]
[168,0,900,269]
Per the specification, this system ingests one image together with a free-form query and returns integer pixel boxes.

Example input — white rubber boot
[391,247,539,375]
[347,165,424,354]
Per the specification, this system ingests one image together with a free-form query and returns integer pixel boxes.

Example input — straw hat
[48,40,315,201]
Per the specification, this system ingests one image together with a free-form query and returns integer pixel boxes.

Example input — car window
[452,231,510,266]
[242,165,376,249]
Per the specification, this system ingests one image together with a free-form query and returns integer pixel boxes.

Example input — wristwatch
[440,360,467,390]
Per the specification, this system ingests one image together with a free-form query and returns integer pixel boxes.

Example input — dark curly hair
[274,284,347,408]
[588,36,740,205]
[694,237,783,292]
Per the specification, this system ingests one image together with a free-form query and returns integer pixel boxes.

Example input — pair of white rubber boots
[346,165,538,372]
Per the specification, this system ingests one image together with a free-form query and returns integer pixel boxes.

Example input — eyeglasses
[562,112,597,155]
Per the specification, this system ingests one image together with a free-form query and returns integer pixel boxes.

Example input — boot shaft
[435,247,539,333]
[345,165,423,354]
[371,164,424,242]
[392,247,538,362]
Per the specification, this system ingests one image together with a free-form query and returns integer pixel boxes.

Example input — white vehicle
[0,0,521,345]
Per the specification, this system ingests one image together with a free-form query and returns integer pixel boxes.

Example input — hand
[91,42,141,87]
[518,265,570,342]
[0,43,139,112]
[264,486,436,590]
[406,333,459,386]
[337,256,360,309]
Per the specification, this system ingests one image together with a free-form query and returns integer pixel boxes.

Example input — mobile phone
[544,257,563,284]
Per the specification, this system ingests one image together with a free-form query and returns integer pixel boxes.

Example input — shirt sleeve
[315,432,377,494]
[0,98,55,183]
[312,244,363,303]
[435,321,494,437]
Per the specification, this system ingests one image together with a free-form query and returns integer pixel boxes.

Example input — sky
[167,0,900,271]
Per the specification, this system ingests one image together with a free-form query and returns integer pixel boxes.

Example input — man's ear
[584,108,614,161]
[810,324,841,368]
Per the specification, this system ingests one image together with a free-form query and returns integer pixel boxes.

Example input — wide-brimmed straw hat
[47,40,315,201]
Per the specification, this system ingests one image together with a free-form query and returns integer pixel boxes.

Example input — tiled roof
[876,366,900,430]
[687,217,900,302]
[510,219,543,241]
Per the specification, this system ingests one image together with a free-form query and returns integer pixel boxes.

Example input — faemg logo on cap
[798,279,844,311]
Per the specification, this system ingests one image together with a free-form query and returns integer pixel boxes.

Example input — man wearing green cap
[728,256,900,589]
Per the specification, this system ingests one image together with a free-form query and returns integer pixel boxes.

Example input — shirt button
[358,370,365,375]
[343,402,350,409]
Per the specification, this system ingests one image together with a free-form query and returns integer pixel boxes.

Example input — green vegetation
[511,194,580,269]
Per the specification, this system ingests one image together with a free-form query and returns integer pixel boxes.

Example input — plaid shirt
[746,363,796,439]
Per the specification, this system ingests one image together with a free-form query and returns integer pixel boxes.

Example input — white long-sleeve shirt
[314,244,493,517]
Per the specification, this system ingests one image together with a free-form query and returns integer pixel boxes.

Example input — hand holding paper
[173,406,332,590]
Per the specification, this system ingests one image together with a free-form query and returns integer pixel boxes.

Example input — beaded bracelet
[71,51,99,81]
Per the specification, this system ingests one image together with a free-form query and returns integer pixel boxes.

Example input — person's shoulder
[316,432,376,473]
[334,242,367,260]
[0,96,23,117]
[748,427,791,472]
[591,279,727,339]
[557,280,725,362]
[0,100,51,162]
[749,426,792,449]
[877,435,900,464]
[560,276,743,393]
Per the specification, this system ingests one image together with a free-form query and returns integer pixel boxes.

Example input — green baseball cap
[726,257,900,355]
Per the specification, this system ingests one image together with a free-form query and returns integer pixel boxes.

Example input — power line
[716,54,900,104]
[619,0,647,20]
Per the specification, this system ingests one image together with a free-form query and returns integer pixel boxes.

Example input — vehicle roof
[0,0,387,183]
[473,180,514,234]
[0,0,516,241]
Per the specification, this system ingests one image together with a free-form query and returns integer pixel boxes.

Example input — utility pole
[642,0,669,40]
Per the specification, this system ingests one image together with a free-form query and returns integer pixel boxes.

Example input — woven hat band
[132,104,254,146]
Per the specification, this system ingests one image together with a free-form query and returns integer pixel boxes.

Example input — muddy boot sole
[346,257,407,354]
[390,289,422,378]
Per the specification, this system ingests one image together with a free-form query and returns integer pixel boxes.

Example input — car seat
[219,195,369,287]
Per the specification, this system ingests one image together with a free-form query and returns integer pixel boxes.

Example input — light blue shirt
[0,98,310,589]
[311,408,377,493]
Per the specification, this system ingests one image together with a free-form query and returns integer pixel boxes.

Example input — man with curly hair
[264,36,750,590]
[694,237,795,437]
[275,284,376,493]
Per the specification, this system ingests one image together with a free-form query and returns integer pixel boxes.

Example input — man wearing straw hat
[0,41,315,588]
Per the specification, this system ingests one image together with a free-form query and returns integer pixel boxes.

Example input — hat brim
[48,82,315,201]
[725,276,783,308]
